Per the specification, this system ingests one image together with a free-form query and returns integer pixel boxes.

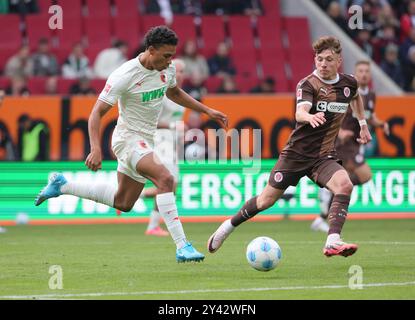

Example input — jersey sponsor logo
[344,87,350,97]
[141,87,167,102]
[296,89,303,99]
[274,172,283,183]
[104,84,112,94]
[316,101,348,113]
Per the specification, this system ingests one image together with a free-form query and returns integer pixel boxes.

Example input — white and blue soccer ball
[246,236,282,272]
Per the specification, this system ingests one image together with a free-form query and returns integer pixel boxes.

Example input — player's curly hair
[312,36,342,55]
[144,26,178,49]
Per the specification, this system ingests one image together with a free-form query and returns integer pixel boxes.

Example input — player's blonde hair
[312,36,342,55]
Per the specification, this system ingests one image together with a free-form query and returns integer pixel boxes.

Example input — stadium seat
[171,15,197,51]
[27,77,48,95]
[235,75,258,93]
[256,17,283,51]
[89,79,107,94]
[204,76,223,93]
[37,0,53,14]
[228,16,255,51]
[261,0,281,18]
[85,0,111,18]
[200,15,226,57]
[112,15,142,54]
[113,0,140,18]
[141,15,166,34]
[56,0,82,19]
[283,17,311,51]
[55,17,83,51]
[57,78,77,95]
[288,48,315,89]
[232,49,258,79]
[260,49,289,92]
[0,15,22,50]
[0,77,11,90]
[85,46,104,66]
[84,17,112,49]
[25,15,54,50]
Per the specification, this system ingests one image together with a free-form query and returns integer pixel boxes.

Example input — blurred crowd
[316,0,415,91]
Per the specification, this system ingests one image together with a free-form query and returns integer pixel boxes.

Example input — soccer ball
[246,236,282,272]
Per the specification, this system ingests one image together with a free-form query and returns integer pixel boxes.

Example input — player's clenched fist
[308,112,326,128]
[85,149,102,171]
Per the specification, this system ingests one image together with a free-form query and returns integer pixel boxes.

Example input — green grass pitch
[1,219,414,300]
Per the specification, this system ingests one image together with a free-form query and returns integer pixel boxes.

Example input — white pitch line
[1,281,415,300]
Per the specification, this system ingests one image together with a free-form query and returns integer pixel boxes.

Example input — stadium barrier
[0,159,414,225]
[1,95,415,160]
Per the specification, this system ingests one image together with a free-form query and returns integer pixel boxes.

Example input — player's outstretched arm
[166,86,228,128]
[350,94,372,144]
[85,100,112,172]
[295,103,326,128]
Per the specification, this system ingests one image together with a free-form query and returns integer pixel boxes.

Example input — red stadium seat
[261,0,281,18]
[204,76,223,93]
[235,75,258,93]
[114,0,140,18]
[200,15,226,57]
[55,17,82,51]
[112,15,141,53]
[260,49,289,92]
[141,15,165,34]
[85,46,103,66]
[283,17,311,51]
[288,48,315,89]
[84,17,112,48]
[56,0,82,19]
[85,0,111,18]
[0,77,11,90]
[228,16,255,51]
[0,15,22,50]
[89,79,107,94]
[27,77,48,95]
[57,78,77,95]
[37,0,53,14]
[257,17,283,51]
[171,15,197,51]
[25,15,54,50]
[231,49,258,79]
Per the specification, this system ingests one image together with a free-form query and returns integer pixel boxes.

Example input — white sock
[61,181,116,207]
[147,210,161,231]
[156,192,187,249]
[326,233,341,246]
[223,219,235,234]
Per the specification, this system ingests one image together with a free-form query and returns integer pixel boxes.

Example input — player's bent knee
[338,179,353,195]
[156,173,175,192]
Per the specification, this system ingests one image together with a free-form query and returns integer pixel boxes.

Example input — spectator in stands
[44,76,58,95]
[5,75,30,96]
[8,0,38,14]
[216,75,240,94]
[400,27,415,64]
[146,0,173,24]
[243,0,263,17]
[202,0,261,15]
[5,45,33,78]
[182,73,207,101]
[17,114,49,161]
[326,1,352,36]
[147,0,203,15]
[375,3,400,32]
[380,43,404,87]
[32,38,59,77]
[355,28,375,59]
[62,43,93,79]
[361,1,378,34]
[208,42,236,78]
[404,46,415,91]
[179,40,209,83]
[250,77,275,93]
[400,0,415,42]
[93,40,129,79]
[69,77,96,95]
[373,25,399,63]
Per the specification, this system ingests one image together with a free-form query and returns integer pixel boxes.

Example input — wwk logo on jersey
[316,101,349,113]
